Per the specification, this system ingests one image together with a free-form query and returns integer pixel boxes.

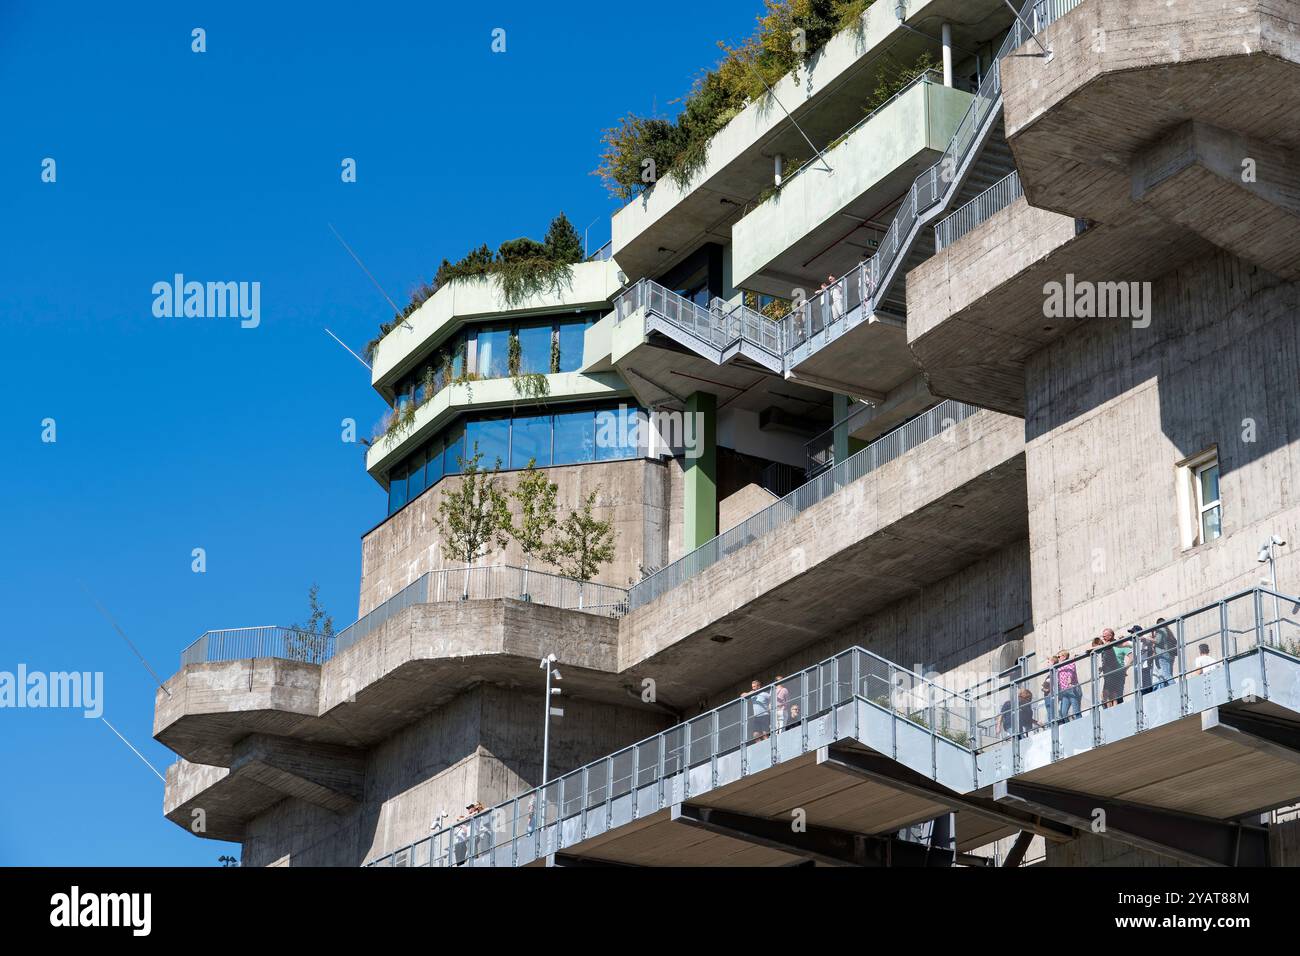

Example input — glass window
[466,416,510,469]
[595,406,636,461]
[516,323,553,376]
[425,436,444,488]
[511,413,552,469]
[407,447,427,499]
[388,465,408,514]
[556,318,589,373]
[1197,461,1221,543]
[553,408,595,465]
[475,326,511,379]
[443,423,465,475]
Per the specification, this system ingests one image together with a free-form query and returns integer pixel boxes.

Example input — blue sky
[0,0,755,865]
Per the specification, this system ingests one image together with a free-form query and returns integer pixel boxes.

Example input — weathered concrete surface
[1025,251,1300,654]
[906,197,1212,416]
[1002,0,1300,227]
[359,458,681,615]
[155,599,630,767]
[233,684,672,867]
[1131,120,1300,281]
[719,483,778,534]
[617,410,1028,706]
[699,539,1032,711]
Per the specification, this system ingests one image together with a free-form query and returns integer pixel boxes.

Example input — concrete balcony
[616,406,1028,704]
[906,193,1201,415]
[731,75,973,298]
[1001,0,1300,278]
[610,0,1015,283]
[370,259,623,398]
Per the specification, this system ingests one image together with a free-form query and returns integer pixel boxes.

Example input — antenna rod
[325,327,373,371]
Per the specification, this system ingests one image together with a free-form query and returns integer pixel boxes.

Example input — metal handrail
[935,171,1024,250]
[367,642,973,867]
[368,585,1300,867]
[178,566,629,668]
[773,0,1083,360]
[613,279,779,357]
[627,400,979,612]
[971,586,1300,747]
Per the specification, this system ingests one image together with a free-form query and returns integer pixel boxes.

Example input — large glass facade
[386,401,647,516]
[391,313,599,409]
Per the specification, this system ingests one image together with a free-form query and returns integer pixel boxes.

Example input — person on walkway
[1099,629,1126,707]
[746,679,771,740]
[1056,650,1082,720]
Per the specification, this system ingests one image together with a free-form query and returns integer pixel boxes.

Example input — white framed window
[1194,459,1222,543]
[1176,447,1221,548]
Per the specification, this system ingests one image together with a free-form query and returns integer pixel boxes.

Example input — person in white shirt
[1193,643,1219,673]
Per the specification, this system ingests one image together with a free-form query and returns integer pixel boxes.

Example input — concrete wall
[1023,251,1300,655]
[697,539,1031,712]
[358,457,684,616]
[719,483,778,535]
[240,683,671,867]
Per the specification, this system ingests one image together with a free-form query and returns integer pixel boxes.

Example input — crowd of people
[996,620,1222,737]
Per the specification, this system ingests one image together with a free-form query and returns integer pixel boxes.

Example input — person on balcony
[1055,650,1082,721]
[774,677,791,731]
[746,679,770,740]
[1098,629,1128,707]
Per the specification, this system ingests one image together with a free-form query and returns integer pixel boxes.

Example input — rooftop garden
[595,0,878,200]
[365,212,587,362]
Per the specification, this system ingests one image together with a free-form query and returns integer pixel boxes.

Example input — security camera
[1273,534,1287,546]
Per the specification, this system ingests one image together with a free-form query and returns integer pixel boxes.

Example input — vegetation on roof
[595,0,877,200]
[365,213,586,361]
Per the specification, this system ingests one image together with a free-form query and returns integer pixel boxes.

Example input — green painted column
[684,391,718,550]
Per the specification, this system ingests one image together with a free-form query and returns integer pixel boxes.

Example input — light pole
[1258,535,1287,643]
[540,653,563,784]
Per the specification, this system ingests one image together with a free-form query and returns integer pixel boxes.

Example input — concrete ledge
[616,409,1028,703]
[1002,0,1300,226]
[155,599,624,768]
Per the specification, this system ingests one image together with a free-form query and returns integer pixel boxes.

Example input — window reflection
[553,408,596,465]
[511,414,552,469]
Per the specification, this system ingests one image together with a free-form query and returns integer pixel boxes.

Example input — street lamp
[540,653,564,784]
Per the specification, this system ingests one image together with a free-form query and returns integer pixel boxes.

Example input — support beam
[229,734,365,814]
[1002,830,1035,868]
[670,803,953,867]
[818,745,1074,843]
[683,391,717,551]
[993,780,1270,867]
[1202,707,1300,766]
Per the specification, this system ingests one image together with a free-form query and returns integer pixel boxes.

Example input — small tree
[436,448,512,598]
[553,490,617,608]
[289,583,334,663]
[510,462,560,600]
[543,212,585,264]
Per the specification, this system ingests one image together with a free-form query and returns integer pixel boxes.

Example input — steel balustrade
[367,585,1300,867]
[935,171,1024,250]
[627,399,979,611]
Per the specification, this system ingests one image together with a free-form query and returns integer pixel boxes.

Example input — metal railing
[179,626,334,667]
[627,400,979,612]
[367,644,973,867]
[613,279,780,357]
[773,0,1083,364]
[935,171,1024,250]
[970,586,1300,750]
[178,566,629,668]
[368,585,1300,867]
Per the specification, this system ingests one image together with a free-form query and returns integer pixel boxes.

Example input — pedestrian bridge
[368,586,1300,868]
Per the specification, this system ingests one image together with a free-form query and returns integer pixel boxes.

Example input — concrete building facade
[156,0,1300,868]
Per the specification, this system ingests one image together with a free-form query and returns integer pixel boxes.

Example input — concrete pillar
[775,153,785,187]
[684,392,718,551]
[942,23,954,87]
